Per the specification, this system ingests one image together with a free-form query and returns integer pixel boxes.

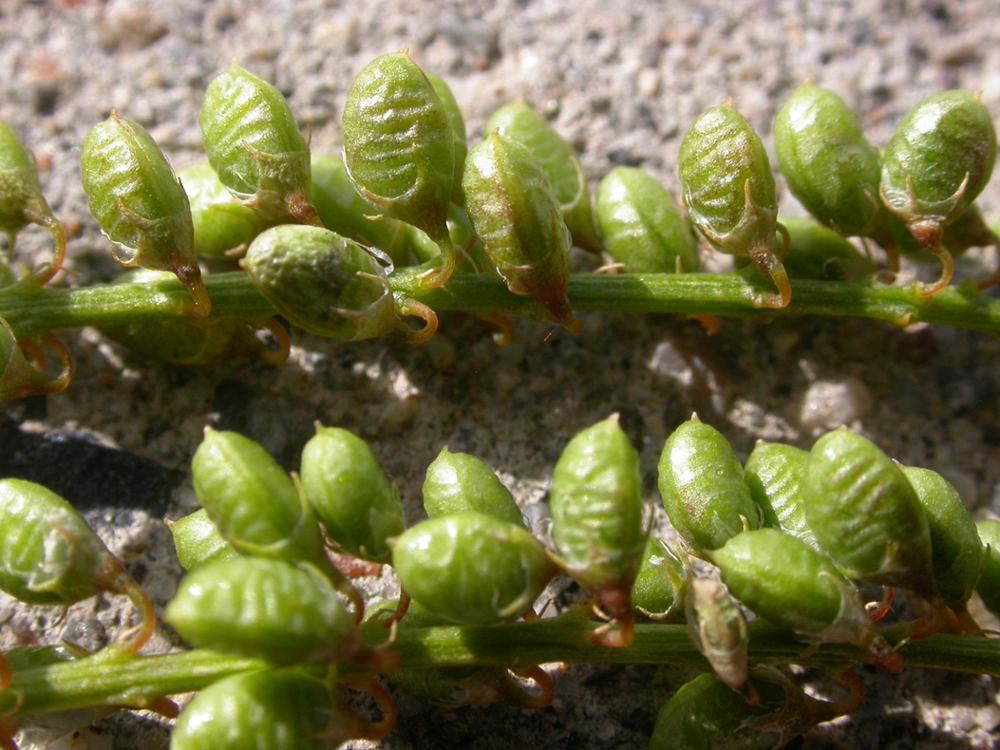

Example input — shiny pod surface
[595,166,699,273]
[342,52,454,244]
[177,162,271,258]
[463,131,580,331]
[199,64,315,223]
[484,101,602,253]
[169,508,239,572]
[422,446,524,527]
[549,414,645,613]
[743,440,819,549]
[424,71,467,208]
[657,417,760,554]
[191,427,323,564]
[803,428,935,597]
[901,466,983,609]
[774,83,883,237]
[631,537,686,621]
[391,510,556,624]
[243,225,397,341]
[170,669,344,750]
[164,557,357,664]
[299,424,405,563]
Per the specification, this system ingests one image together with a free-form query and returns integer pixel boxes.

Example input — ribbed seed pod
[485,101,602,253]
[802,428,935,600]
[168,508,238,572]
[743,439,819,549]
[310,153,410,267]
[975,520,1000,615]
[299,424,405,564]
[243,224,437,344]
[900,466,983,611]
[632,537,687,622]
[774,83,883,238]
[0,119,65,284]
[711,528,903,673]
[342,51,457,288]
[424,71,467,208]
[177,162,271,258]
[422,446,524,527]
[391,511,558,625]
[550,414,645,645]
[657,415,760,555]
[199,64,319,226]
[880,91,997,296]
[81,113,209,316]
[463,131,581,332]
[0,315,72,403]
[771,217,874,282]
[679,105,790,308]
[595,167,700,273]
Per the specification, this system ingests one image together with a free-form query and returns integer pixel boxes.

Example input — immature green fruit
[164,557,364,665]
[191,427,324,565]
[550,414,645,643]
[243,224,437,344]
[657,415,760,554]
[631,537,686,622]
[711,528,903,673]
[901,466,983,610]
[880,91,997,295]
[422,446,524,527]
[744,440,819,550]
[424,71,468,208]
[81,113,209,316]
[774,83,883,238]
[0,119,65,284]
[595,167,700,273]
[679,104,790,308]
[168,508,238,572]
[485,101,602,253]
[463,131,581,332]
[199,64,319,226]
[299,423,405,564]
[342,51,457,288]
[803,428,935,600]
[171,669,363,750]
[391,510,557,625]
[975,520,1000,615]
[177,162,272,258]
[310,153,411,267]
[0,315,72,403]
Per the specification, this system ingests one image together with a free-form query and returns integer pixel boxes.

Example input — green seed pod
[550,414,645,639]
[975,520,1000,616]
[711,528,902,672]
[299,423,405,564]
[310,152,410,267]
[421,446,524,527]
[484,101,602,254]
[164,557,364,665]
[900,466,983,610]
[0,315,72,403]
[199,63,319,226]
[81,112,209,316]
[342,51,457,288]
[774,83,883,238]
[424,71,467,208]
[191,427,324,565]
[880,91,997,295]
[169,508,238,572]
[595,167,700,273]
[679,105,790,308]
[743,440,819,549]
[171,669,363,750]
[632,537,687,622]
[802,428,935,600]
[0,119,65,284]
[657,415,760,555]
[463,131,581,332]
[685,575,750,695]
[391,510,557,625]
[736,217,874,282]
[243,224,437,344]
[177,162,272,258]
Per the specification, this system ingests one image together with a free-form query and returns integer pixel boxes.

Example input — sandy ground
[4,0,1000,747]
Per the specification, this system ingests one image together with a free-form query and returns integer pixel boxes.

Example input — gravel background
[4,0,1000,748]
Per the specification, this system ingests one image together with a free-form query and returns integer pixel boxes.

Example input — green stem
[4,615,1000,719]
[2,270,1000,339]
